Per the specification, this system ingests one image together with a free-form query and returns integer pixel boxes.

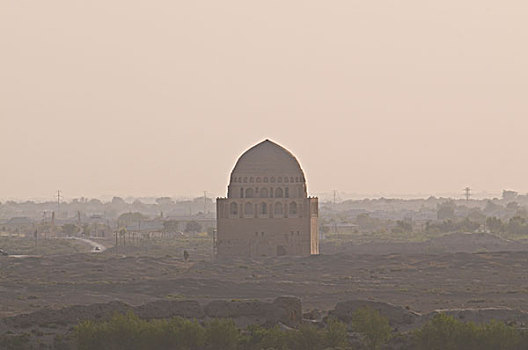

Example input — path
[68,237,107,253]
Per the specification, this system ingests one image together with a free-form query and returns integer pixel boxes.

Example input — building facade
[216,140,319,257]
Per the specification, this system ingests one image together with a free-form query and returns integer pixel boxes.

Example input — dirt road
[68,237,107,252]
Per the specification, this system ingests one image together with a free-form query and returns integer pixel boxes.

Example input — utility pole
[50,211,55,239]
[57,190,62,210]
[56,190,63,216]
[464,187,471,201]
[212,229,217,261]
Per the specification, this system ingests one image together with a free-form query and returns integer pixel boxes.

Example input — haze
[1,0,527,200]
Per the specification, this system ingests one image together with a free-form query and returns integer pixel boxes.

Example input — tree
[506,216,528,235]
[351,307,392,350]
[205,319,239,350]
[82,223,91,236]
[467,208,486,225]
[502,190,518,201]
[484,200,503,216]
[392,220,412,233]
[323,318,349,348]
[414,313,478,350]
[185,221,202,233]
[163,220,180,232]
[62,224,78,236]
[111,197,126,205]
[437,202,455,220]
[118,212,147,227]
[156,197,174,206]
[486,217,503,233]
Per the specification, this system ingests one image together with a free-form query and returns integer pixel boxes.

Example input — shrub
[414,313,478,350]
[75,312,206,350]
[244,324,293,350]
[411,313,528,350]
[323,318,349,349]
[292,324,324,350]
[477,320,520,350]
[0,333,31,350]
[205,318,240,350]
[350,306,392,350]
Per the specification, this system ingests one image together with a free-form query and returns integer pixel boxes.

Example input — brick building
[216,140,319,257]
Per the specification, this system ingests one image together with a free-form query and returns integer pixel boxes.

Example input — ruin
[216,139,319,257]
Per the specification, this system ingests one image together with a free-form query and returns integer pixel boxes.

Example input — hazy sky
[1,1,527,201]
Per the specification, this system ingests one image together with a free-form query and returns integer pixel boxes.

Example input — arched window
[275,188,283,198]
[270,188,274,198]
[230,202,238,215]
[244,202,253,216]
[260,188,268,198]
[245,188,254,198]
[285,187,289,198]
[284,177,289,183]
[274,202,283,215]
[260,202,267,215]
[240,188,244,198]
[289,202,297,215]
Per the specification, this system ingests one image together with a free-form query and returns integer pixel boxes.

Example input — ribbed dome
[230,140,305,179]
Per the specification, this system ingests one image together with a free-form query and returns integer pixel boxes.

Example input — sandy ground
[1,232,528,319]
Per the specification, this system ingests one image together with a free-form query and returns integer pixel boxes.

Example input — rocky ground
[1,232,528,347]
[1,232,528,318]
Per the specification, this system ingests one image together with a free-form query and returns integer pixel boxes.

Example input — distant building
[216,140,319,257]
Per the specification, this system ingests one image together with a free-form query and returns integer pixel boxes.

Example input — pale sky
[1,1,527,201]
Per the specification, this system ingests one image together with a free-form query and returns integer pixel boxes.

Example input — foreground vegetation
[74,313,350,350]
[69,308,528,350]
[3,307,528,349]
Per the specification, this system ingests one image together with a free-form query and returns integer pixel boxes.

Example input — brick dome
[227,140,307,198]
[231,139,305,178]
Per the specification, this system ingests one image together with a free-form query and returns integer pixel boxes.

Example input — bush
[205,319,239,350]
[69,310,528,350]
[414,313,478,350]
[323,318,349,349]
[350,306,392,350]
[75,312,205,350]
[0,333,30,350]
[292,324,324,350]
[478,320,520,350]
[244,324,293,350]
[413,314,526,350]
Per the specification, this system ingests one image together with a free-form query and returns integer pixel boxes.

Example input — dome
[230,139,305,179]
